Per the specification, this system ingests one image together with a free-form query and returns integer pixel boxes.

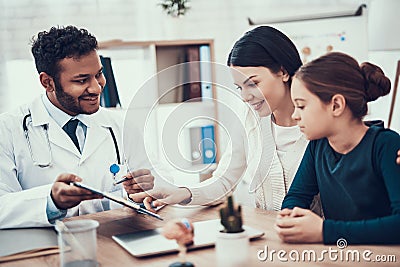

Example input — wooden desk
[2,205,399,266]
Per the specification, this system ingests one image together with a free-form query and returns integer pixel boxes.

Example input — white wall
[366,0,400,132]
[0,0,369,113]
[3,0,399,149]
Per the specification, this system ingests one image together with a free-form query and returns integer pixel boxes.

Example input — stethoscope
[22,113,121,168]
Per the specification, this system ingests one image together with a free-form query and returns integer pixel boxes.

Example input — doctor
[0,25,154,228]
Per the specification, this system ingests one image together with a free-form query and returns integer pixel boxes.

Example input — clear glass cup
[55,219,100,267]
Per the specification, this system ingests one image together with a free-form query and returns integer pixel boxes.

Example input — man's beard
[54,78,93,115]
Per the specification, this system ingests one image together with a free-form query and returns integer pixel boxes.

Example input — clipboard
[72,182,163,221]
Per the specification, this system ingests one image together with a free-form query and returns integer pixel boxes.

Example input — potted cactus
[219,196,244,233]
[216,196,249,266]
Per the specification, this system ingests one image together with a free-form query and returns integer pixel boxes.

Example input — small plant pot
[215,230,249,267]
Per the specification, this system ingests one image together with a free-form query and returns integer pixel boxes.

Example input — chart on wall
[265,10,368,64]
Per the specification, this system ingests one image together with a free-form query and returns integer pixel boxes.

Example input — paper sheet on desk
[0,228,59,262]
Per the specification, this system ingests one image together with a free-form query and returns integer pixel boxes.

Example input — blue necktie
[63,119,80,152]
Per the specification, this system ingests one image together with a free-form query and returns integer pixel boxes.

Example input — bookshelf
[98,39,219,185]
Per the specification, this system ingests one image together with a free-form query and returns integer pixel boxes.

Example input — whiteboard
[263,10,368,64]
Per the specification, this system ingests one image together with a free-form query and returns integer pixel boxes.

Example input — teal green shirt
[282,126,400,244]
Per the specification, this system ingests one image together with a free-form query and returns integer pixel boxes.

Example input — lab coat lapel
[48,119,81,157]
[30,96,81,157]
[29,97,49,127]
[80,113,109,164]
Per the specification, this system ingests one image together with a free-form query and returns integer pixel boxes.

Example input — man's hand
[129,186,192,212]
[397,149,400,165]
[122,169,154,195]
[51,174,103,210]
[275,207,323,243]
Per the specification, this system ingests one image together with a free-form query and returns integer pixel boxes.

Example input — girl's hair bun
[360,62,391,102]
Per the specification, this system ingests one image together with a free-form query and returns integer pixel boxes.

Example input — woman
[131,26,319,213]
[276,52,400,244]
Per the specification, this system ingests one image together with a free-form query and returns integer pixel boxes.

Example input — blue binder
[201,125,216,164]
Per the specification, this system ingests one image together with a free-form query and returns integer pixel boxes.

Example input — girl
[131,26,321,213]
[276,52,400,244]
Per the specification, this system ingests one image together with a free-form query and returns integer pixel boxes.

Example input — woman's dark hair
[295,52,391,119]
[227,26,302,82]
[31,25,98,79]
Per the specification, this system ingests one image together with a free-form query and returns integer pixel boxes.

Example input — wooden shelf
[98,39,220,173]
[99,39,214,49]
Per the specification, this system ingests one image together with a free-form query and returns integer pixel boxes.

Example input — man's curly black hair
[31,25,98,79]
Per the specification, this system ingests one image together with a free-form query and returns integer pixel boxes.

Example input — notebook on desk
[112,219,264,257]
[0,227,59,263]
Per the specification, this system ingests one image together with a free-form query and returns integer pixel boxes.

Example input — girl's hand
[275,207,323,243]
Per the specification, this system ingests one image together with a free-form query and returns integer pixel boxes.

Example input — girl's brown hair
[295,52,391,119]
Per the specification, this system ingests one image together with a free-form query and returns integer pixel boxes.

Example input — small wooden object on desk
[162,218,195,267]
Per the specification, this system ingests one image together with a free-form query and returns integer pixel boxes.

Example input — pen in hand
[113,176,130,185]
[113,161,135,185]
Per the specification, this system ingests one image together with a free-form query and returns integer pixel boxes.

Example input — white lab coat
[0,96,152,228]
